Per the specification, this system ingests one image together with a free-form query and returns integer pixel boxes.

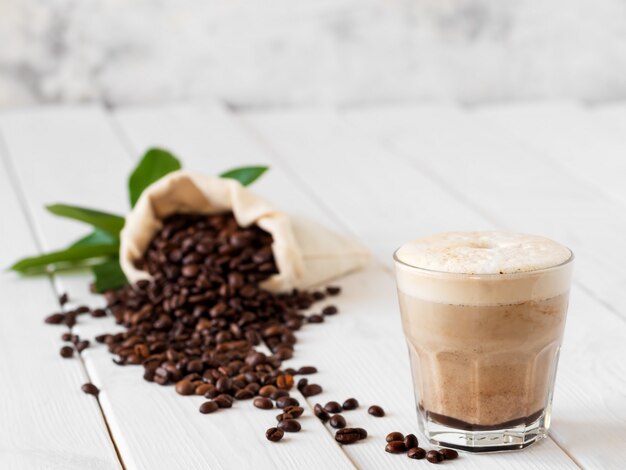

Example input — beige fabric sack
[120,170,370,292]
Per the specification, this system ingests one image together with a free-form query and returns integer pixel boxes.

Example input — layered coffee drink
[394,232,573,452]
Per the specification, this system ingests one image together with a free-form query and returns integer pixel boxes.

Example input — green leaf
[46,204,125,236]
[220,166,268,186]
[92,259,128,292]
[129,148,182,207]
[71,228,120,248]
[10,244,120,274]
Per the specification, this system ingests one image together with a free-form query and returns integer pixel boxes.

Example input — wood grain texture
[115,103,579,469]
[1,105,353,470]
[240,104,626,468]
[0,125,121,469]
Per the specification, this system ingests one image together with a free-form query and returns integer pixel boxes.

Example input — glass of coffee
[393,232,573,452]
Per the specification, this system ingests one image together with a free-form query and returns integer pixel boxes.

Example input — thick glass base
[418,407,550,453]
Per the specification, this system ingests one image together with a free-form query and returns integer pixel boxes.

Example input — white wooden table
[1,102,625,470]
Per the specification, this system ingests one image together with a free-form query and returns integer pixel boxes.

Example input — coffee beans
[323,401,342,413]
[259,385,277,398]
[322,305,338,316]
[81,383,99,396]
[253,397,273,410]
[385,441,407,454]
[59,292,69,305]
[326,286,341,296]
[45,313,65,325]
[276,396,299,409]
[386,432,404,442]
[296,366,317,375]
[175,379,195,396]
[199,401,219,414]
[59,346,74,358]
[342,398,359,410]
[41,213,350,453]
[283,405,304,418]
[404,433,418,449]
[329,414,346,429]
[278,419,301,433]
[368,405,385,417]
[301,384,323,397]
[440,448,459,460]
[314,403,331,422]
[426,450,444,463]
[407,447,426,460]
[335,428,367,445]
[266,427,284,442]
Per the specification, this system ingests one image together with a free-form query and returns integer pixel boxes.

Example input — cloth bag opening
[120,170,370,292]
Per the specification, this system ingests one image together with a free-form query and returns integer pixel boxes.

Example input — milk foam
[394,232,573,305]
[395,232,571,274]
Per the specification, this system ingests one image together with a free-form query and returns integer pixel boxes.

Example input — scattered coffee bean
[426,450,444,464]
[266,427,284,442]
[297,366,318,375]
[385,441,407,454]
[234,389,254,400]
[61,332,73,342]
[368,405,385,417]
[314,403,331,422]
[440,448,459,460]
[271,390,289,401]
[326,286,341,296]
[45,313,65,325]
[322,305,338,316]
[259,385,277,398]
[307,314,324,323]
[329,414,346,429]
[301,384,323,397]
[75,340,90,353]
[355,428,368,439]
[214,394,234,409]
[276,396,299,409]
[407,447,426,460]
[278,419,301,433]
[276,412,295,422]
[386,432,404,442]
[58,293,69,305]
[324,401,342,414]
[59,346,74,358]
[199,401,219,414]
[75,305,90,314]
[253,397,273,409]
[283,405,304,418]
[91,308,107,318]
[404,433,418,449]
[174,379,195,396]
[342,398,359,410]
[81,383,99,396]
[297,378,308,391]
[335,428,361,444]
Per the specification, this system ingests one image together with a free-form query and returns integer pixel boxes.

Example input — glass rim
[392,246,574,278]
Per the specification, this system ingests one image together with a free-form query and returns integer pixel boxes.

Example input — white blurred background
[1,0,626,108]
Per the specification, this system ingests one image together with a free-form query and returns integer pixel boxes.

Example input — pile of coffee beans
[385,431,459,464]
[45,213,339,439]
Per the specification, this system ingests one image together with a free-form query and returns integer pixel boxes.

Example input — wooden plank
[115,104,579,469]
[244,106,626,469]
[324,104,625,470]
[0,105,354,470]
[0,129,120,469]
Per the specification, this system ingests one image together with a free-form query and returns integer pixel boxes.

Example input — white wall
[2,0,626,108]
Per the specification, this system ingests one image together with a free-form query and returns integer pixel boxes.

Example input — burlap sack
[119,170,370,292]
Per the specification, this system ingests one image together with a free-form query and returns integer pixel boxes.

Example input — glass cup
[393,245,574,452]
